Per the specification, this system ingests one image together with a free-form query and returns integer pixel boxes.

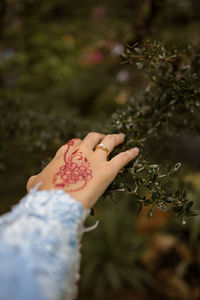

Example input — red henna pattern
[53,138,93,192]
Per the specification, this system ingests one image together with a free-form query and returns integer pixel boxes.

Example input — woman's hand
[27,132,139,209]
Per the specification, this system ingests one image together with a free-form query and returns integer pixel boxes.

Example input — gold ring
[95,143,110,157]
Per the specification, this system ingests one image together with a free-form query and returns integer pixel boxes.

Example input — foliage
[104,41,200,222]
[78,41,200,299]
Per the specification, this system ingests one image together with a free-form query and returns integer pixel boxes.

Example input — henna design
[53,139,93,192]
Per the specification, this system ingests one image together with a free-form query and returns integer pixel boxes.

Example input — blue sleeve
[0,186,90,300]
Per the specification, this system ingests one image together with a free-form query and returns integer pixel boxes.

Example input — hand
[26,132,139,209]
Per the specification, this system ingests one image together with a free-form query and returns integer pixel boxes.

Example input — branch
[0,0,6,41]
[127,0,165,46]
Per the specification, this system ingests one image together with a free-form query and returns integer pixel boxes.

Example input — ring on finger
[95,143,110,158]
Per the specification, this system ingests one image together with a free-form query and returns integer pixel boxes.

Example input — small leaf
[189,210,200,216]
[172,206,183,213]
[174,163,182,171]
[182,190,187,198]
[165,197,173,203]
[157,203,169,212]
[184,201,193,212]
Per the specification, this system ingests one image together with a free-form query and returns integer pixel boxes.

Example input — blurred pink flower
[91,5,106,20]
[81,50,104,66]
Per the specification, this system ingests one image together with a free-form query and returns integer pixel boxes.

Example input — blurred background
[1,0,200,299]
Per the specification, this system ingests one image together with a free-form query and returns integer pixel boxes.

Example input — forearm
[0,186,89,300]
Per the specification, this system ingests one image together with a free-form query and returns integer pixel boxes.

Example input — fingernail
[133,147,139,154]
[119,133,126,137]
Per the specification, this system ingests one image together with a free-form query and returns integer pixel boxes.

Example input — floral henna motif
[53,139,93,192]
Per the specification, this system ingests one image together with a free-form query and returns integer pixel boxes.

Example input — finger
[81,132,105,150]
[95,133,125,159]
[109,147,139,173]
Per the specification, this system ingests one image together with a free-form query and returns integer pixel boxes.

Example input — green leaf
[165,197,173,203]
[184,201,193,212]
[157,203,170,212]
[189,210,200,216]
[172,206,183,213]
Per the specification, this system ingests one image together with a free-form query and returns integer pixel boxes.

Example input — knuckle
[113,134,118,142]
[107,134,112,139]
[107,134,115,141]
[122,151,130,161]
[74,138,82,142]
[88,131,98,137]
[112,136,116,143]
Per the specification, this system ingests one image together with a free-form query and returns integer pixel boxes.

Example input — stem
[0,0,6,41]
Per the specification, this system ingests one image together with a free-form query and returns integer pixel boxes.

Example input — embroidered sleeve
[0,187,90,300]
